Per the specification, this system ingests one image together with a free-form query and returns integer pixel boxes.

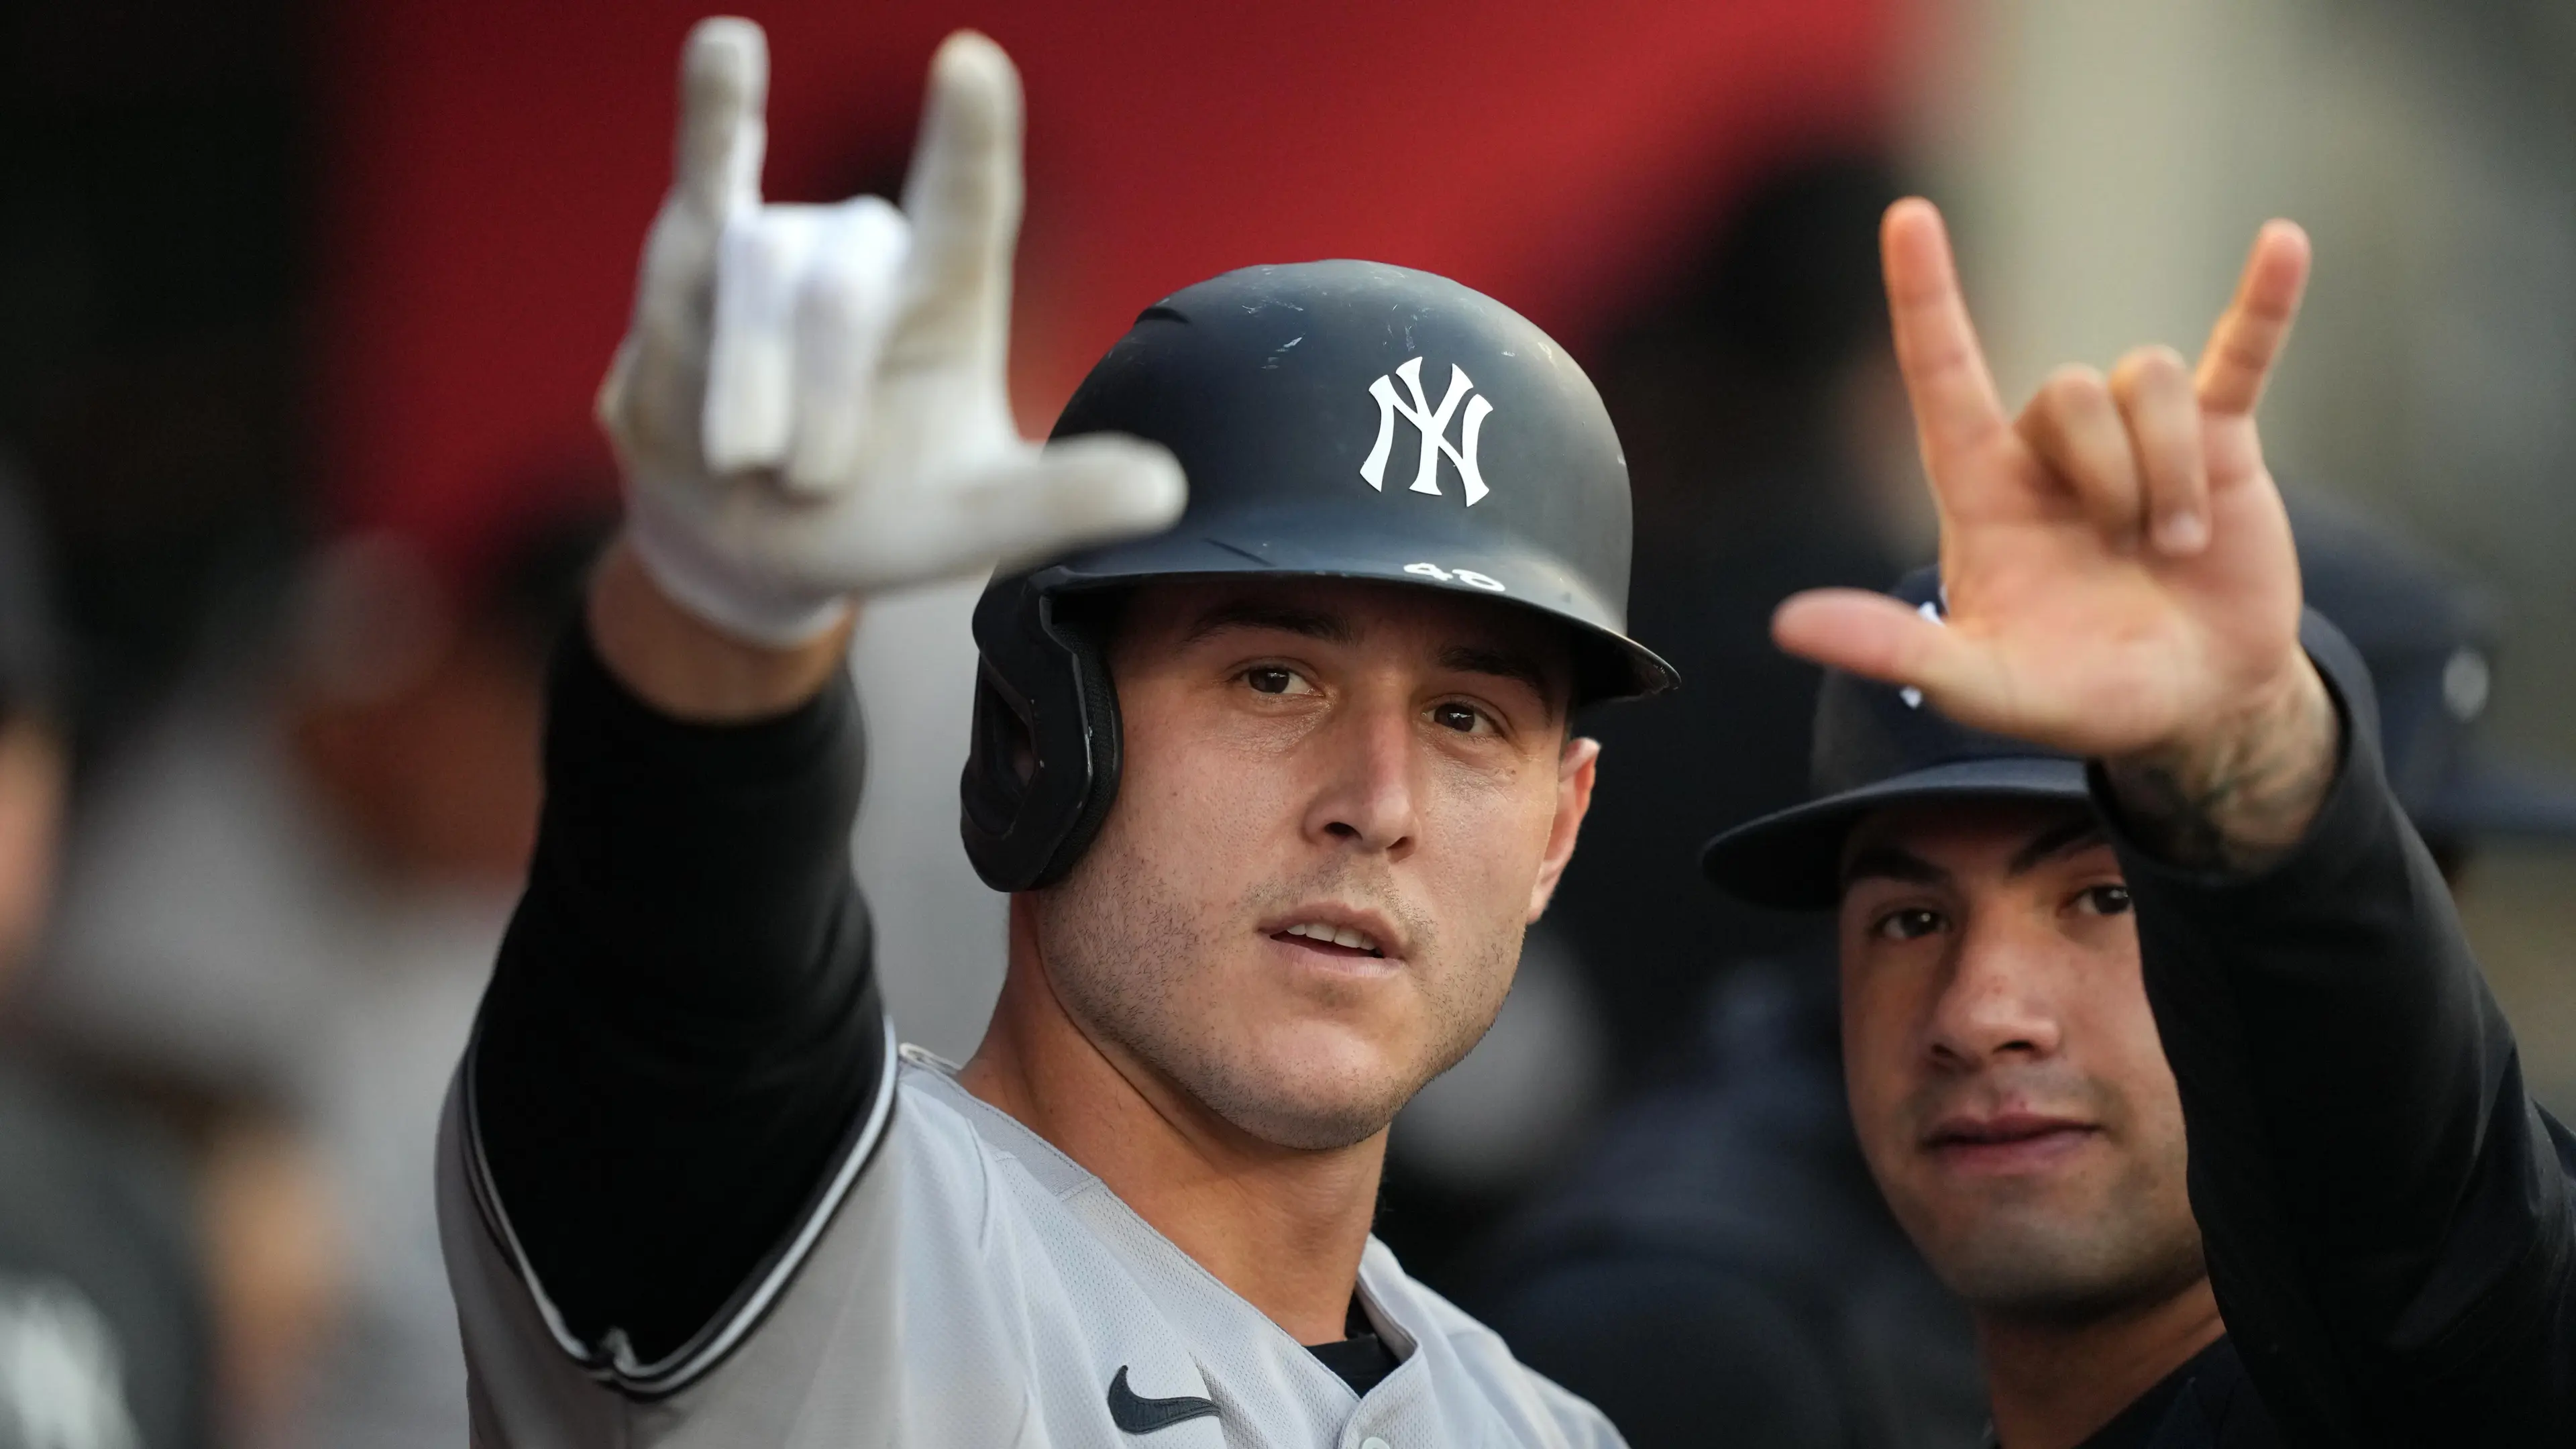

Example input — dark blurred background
[3,2,2572,1447]
[4,3,311,759]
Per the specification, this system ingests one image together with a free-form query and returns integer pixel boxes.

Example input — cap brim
[1701,756,2093,911]
[2417,755,2576,843]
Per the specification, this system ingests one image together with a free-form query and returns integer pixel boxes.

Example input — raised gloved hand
[597,18,1185,646]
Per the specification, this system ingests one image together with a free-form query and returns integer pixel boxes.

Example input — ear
[1525,735,1601,922]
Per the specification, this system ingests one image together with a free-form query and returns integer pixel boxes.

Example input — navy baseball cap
[1700,566,2080,910]
[1703,492,2576,911]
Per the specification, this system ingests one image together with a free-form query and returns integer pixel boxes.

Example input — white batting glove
[596,18,1185,645]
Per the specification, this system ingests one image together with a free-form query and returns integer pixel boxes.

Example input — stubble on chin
[1882,1074,2206,1326]
[1033,837,1505,1152]
[1921,1185,2207,1328]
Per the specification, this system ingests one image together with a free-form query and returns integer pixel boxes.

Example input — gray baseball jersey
[441,1039,1623,1448]
[448,625,1626,1448]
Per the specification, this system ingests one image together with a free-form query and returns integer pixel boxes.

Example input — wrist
[2103,655,2339,872]
[588,537,853,723]
[622,484,855,647]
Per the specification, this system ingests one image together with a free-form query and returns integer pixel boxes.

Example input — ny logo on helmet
[1360,356,1493,506]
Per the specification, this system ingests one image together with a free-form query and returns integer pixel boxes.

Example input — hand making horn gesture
[1775,199,2335,864]
[596,19,1184,646]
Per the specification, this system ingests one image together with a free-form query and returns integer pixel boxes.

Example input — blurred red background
[312,0,1900,578]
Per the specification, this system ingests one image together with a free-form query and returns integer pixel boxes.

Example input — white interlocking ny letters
[1360,356,1494,506]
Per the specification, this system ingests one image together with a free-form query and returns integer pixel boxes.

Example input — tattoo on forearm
[2104,665,2339,873]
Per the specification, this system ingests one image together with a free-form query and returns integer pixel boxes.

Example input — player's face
[1835,799,2204,1322]
[1032,577,1595,1152]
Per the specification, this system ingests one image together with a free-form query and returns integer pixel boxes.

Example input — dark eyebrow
[1842,845,1947,891]
[1437,643,1564,717]
[1177,600,1357,647]
[1841,814,2106,896]
[2007,817,2108,876]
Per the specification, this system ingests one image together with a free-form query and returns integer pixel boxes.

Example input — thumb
[952,435,1188,573]
[1772,588,1976,699]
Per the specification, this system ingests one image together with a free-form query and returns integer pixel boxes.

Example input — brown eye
[2076,884,2133,917]
[1242,666,1313,696]
[1431,702,1484,733]
[1873,908,1944,941]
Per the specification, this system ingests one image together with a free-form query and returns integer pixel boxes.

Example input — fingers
[953,435,1187,573]
[702,205,824,474]
[603,19,769,459]
[786,198,910,491]
[700,199,913,485]
[1881,199,2012,476]
[2006,220,2312,557]
[2197,220,2311,418]
[2109,345,2209,554]
[888,32,1024,370]
[674,18,768,222]
[1770,588,1975,700]
[2016,365,2141,542]
[2010,350,2221,557]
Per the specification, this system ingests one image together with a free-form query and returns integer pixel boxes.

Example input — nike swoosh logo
[1106,1365,1218,1434]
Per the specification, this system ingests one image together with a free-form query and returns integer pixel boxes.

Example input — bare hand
[1774,199,2337,865]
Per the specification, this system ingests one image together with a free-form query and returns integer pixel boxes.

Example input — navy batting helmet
[960,260,1676,891]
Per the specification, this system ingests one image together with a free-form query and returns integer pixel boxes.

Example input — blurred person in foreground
[30,477,604,1446]
[1705,202,2571,1443]
[1470,486,2562,1448]
[0,466,213,1448]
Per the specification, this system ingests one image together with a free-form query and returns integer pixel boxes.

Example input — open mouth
[1271,921,1386,959]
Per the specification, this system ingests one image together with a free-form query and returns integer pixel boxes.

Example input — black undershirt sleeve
[2099,616,2576,1444]
[469,622,888,1365]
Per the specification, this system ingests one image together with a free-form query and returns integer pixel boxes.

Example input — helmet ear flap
[961,659,1038,826]
[959,581,1123,891]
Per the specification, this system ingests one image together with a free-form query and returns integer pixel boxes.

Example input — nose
[1302,691,1419,859]
[1923,907,2064,1071]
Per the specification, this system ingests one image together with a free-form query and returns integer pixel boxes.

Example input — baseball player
[1713,200,2574,1442]
[439,18,1669,1446]
[1472,486,2559,1449]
